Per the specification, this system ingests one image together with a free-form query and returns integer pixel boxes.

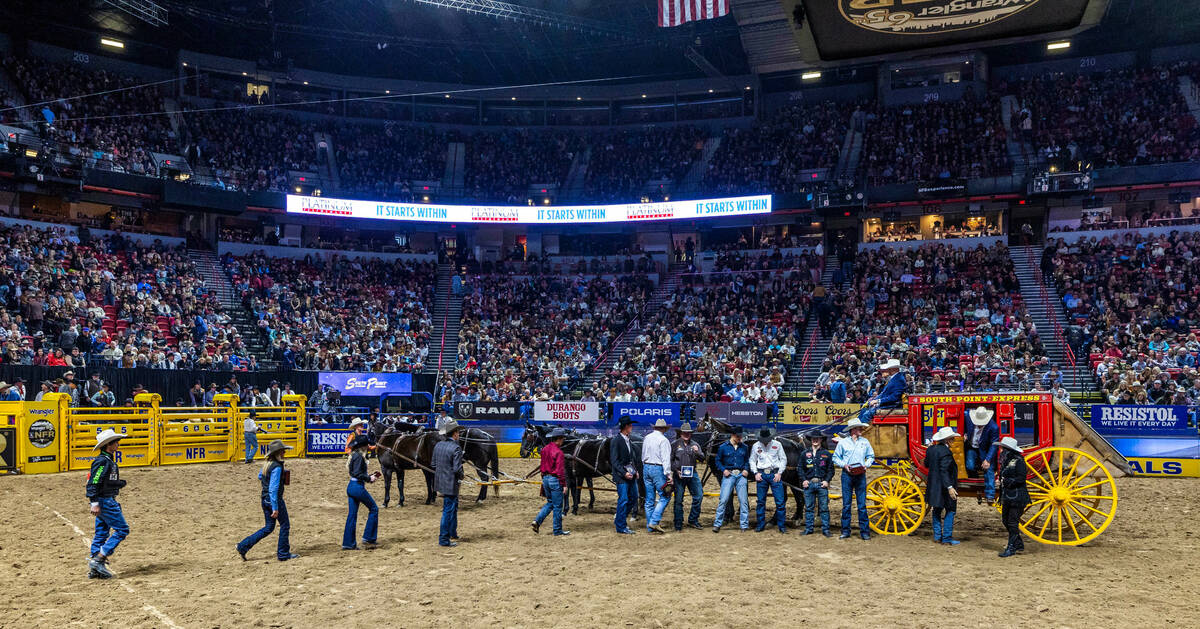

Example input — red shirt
[539,441,567,485]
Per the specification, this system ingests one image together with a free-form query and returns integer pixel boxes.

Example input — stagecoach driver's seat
[861,359,906,424]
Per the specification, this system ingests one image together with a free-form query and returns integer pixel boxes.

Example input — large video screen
[802,0,1091,60]
[285,194,772,225]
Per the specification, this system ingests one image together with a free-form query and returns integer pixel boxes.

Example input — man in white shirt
[243,410,261,463]
[750,428,789,533]
[640,418,674,534]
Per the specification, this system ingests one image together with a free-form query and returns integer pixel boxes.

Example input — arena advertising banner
[1089,405,1194,437]
[800,0,1089,60]
[307,423,352,455]
[286,194,772,225]
[611,402,681,426]
[20,401,61,474]
[781,402,862,425]
[694,402,774,425]
[319,372,412,397]
[533,401,600,422]
[453,401,522,421]
[0,426,15,472]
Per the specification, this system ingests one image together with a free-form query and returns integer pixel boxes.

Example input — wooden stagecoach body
[855,392,1130,545]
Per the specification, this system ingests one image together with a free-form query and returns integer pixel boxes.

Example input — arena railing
[1024,245,1080,389]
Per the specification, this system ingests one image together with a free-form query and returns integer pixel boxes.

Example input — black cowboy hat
[617,415,636,428]
[547,428,568,440]
[348,434,372,450]
[758,427,774,441]
[728,425,743,435]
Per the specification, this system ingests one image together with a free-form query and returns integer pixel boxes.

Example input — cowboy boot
[941,511,960,545]
[998,543,1016,558]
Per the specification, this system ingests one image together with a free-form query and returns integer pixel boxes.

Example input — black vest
[260,460,284,503]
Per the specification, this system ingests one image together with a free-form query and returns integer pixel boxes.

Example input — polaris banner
[319,372,412,396]
[306,424,352,455]
[453,401,522,421]
[534,401,600,422]
[611,402,681,426]
[1090,405,1194,437]
[695,402,775,425]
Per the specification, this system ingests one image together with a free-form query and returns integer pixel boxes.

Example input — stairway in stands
[575,268,681,394]
[562,148,591,201]
[1178,74,1200,124]
[1000,94,1031,176]
[423,263,464,376]
[787,254,838,393]
[678,136,721,195]
[1009,245,1093,391]
[187,248,273,368]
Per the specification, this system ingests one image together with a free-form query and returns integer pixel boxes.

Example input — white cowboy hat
[348,417,368,429]
[879,359,901,371]
[998,436,1022,453]
[932,426,960,442]
[969,406,994,427]
[92,429,129,450]
[845,418,869,430]
[652,418,670,429]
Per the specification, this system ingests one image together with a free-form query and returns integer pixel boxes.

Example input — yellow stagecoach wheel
[1019,447,1118,546]
[866,475,925,536]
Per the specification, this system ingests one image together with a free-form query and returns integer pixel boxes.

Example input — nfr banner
[307,423,352,455]
[695,402,775,425]
[534,401,599,422]
[611,402,681,426]
[1090,405,1194,437]
[453,401,522,421]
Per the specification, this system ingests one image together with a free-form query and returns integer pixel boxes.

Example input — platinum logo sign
[839,0,1042,35]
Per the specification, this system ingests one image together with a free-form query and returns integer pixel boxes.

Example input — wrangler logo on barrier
[840,0,1042,35]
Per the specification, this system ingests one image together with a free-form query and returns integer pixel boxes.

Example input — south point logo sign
[839,0,1042,35]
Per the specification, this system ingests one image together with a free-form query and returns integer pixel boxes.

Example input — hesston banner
[533,402,600,422]
[781,403,863,425]
[695,402,774,425]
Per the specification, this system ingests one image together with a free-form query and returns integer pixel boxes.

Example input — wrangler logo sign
[840,0,1042,35]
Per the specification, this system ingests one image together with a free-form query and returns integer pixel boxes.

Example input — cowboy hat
[998,436,1022,453]
[677,421,694,433]
[348,434,371,451]
[879,359,901,371]
[728,425,744,435]
[758,427,774,441]
[547,428,568,440]
[617,415,636,428]
[92,429,128,450]
[264,440,292,457]
[440,419,461,435]
[969,406,994,427]
[652,418,670,429]
[845,418,869,430]
[348,417,368,430]
[932,426,960,442]
[0,382,10,391]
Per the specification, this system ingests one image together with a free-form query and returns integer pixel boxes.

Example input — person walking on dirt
[531,428,569,536]
[236,440,300,561]
[433,420,464,547]
[343,434,380,550]
[997,437,1031,557]
[87,429,129,579]
[640,418,673,534]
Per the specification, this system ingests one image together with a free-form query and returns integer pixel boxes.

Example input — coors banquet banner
[801,0,1091,60]
[453,401,522,421]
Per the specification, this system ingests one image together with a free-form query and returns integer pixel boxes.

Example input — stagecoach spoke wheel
[1019,447,1118,546]
[866,475,925,536]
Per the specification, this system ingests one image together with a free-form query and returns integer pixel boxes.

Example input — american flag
[658,0,730,27]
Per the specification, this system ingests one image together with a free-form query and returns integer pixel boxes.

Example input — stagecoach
[859,392,1129,545]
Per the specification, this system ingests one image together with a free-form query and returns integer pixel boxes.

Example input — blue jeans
[965,449,995,498]
[343,480,379,548]
[90,497,129,557]
[840,472,869,536]
[237,499,291,560]
[535,476,565,534]
[755,473,786,530]
[439,494,459,545]
[713,473,749,529]
[803,482,831,532]
[642,464,670,529]
[244,432,258,463]
[672,474,704,529]
[614,478,638,532]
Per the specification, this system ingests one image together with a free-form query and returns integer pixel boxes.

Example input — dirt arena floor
[1,457,1197,628]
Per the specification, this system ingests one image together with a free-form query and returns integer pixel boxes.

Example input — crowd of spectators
[811,243,1056,402]
[592,260,812,403]
[464,129,584,203]
[861,95,1009,186]
[1010,62,1200,169]
[3,55,175,175]
[704,101,849,196]
[1051,231,1200,405]
[225,252,436,373]
[184,107,321,192]
[583,126,705,202]
[446,273,654,401]
[335,120,450,200]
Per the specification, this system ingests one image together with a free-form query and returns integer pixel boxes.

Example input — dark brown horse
[376,426,500,506]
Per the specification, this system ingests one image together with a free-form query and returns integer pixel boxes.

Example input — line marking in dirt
[34,500,184,629]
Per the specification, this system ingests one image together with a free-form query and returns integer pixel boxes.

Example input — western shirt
[641,430,671,468]
[750,439,787,474]
[833,435,875,470]
[244,416,258,433]
[539,441,567,485]
[715,441,750,474]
